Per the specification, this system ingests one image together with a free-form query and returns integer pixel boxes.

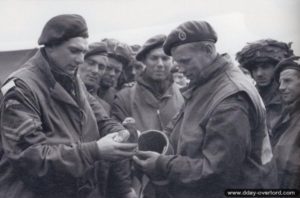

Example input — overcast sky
[0,0,299,57]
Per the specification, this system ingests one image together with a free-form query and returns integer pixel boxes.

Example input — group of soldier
[0,14,299,198]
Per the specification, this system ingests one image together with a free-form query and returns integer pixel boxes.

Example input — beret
[102,38,132,65]
[274,56,300,82]
[136,34,167,61]
[38,14,88,46]
[163,21,218,56]
[236,39,294,71]
[85,42,108,59]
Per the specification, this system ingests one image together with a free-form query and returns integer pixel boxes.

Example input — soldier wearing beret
[0,14,137,198]
[98,39,133,106]
[272,57,300,189]
[78,41,111,112]
[111,34,184,198]
[133,21,277,198]
[236,39,294,140]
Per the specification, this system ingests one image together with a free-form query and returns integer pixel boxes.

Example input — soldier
[133,21,276,198]
[111,34,184,198]
[98,39,132,106]
[0,14,137,198]
[273,56,300,189]
[111,34,184,133]
[78,42,111,112]
[236,39,294,139]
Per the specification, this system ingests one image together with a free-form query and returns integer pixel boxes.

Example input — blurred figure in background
[126,44,146,83]
[170,62,189,89]
[236,39,294,140]
[131,59,146,81]
[98,38,133,106]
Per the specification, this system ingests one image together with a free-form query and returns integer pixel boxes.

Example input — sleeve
[87,92,125,137]
[111,88,132,123]
[106,160,132,198]
[87,90,132,196]
[153,93,252,187]
[0,79,102,190]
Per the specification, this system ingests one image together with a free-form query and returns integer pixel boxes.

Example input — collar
[41,48,78,94]
[182,53,231,100]
[85,84,98,95]
[257,81,281,106]
[25,49,82,107]
[284,99,300,116]
[137,72,174,99]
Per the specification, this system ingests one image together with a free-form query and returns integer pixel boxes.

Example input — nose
[279,81,286,92]
[156,58,164,69]
[132,67,137,75]
[90,65,99,74]
[254,67,263,77]
[75,53,85,65]
[108,69,116,77]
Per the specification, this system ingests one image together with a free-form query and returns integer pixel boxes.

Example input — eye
[162,56,170,61]
[285,79,292,83]
[70,48,79,53]
[115,69,121,74]
[70,47,86,55]
[149,55,158,61]
[106,66,113,71]
[179,58,190,65]
[98,64,106,70]
[86,59,96,66]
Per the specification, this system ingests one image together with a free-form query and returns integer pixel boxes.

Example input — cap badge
[178,30,187,41]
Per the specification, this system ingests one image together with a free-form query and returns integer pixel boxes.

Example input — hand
[97,132,137,161]
[132,151,160,175]
[113,129,130,142]
[122,117,136,125]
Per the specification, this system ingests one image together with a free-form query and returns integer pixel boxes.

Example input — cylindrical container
[138,130,172,155]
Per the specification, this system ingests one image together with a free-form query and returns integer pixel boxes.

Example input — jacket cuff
[152,155,175,183]
[81,141,102,162]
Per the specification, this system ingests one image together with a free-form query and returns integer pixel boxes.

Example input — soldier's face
[79,55,108,87]
[251,63,275,88]
[143,47,172,81]
[171,43,212,86]
[101,57,123,88]
[48,37,88,76]
[279,69,300,104]
[172,72,189,88]
[132,62,145,80]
